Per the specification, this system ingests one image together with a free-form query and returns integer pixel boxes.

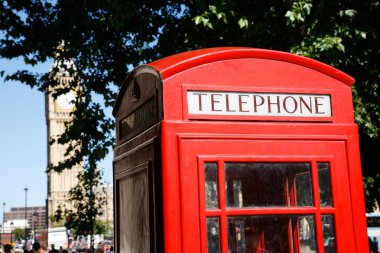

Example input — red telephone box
[113,47,369,253]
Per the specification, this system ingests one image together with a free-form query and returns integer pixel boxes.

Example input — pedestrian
[106,246,114,253]
[23,245,30,253]
[373,237,379,253]
[32,242,41,253]
[95,248,104,253]
[4,244,12,253]
[48,244,59,253]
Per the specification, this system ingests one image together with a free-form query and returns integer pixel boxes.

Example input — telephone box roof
[148,47,355,86]
[113,47,355,116]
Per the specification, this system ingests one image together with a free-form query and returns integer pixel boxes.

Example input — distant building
[45,48,113,228]
[99,182,114,235]
[45,53,83,225]
[4,206,46,229]
[2,219,28,232]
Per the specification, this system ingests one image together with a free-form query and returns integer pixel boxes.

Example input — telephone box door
[179,138,356,253]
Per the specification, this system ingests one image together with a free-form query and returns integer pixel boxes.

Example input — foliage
[53,167,105,242]
[49,214,65,228]
[12,228,25,241]
[0,0,379,211]
[283,0,380,212]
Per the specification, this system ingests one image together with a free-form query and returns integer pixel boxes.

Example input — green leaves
[339,9,357,18]
[1,0,380,215]
[364,174,380,212]
[194,15,213,29]
[193,5,228,29]
[53,167,106,241]
[314,36,344,52]
[285,0,312,27]
[237,17,249,29]
[193,4,251,31]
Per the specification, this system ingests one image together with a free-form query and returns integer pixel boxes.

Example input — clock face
[56,92,76,111]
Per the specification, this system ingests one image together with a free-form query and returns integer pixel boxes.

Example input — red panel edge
[148,47,355,87]
[161,121,183,253]
[346,126,371,253]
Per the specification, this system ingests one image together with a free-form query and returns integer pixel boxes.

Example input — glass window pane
[322,215,336,253]
[207,217,221,253]
[296,172,313,206]
[205,163,219,209]
[318,163,333,207]
[298,216,317,253]
[225,163,312,207]
[367,215,380,227]
[227,215,316,253]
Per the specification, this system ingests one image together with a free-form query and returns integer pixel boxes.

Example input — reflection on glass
[318,163,333,207]
[225,163,312,207]
[205,163,218,209]
[298,216,317,253]
[367,215,380,227]
[296,172,313,206]
[207,217,220,253]
[233,180,243,208]
[227,215,316,253]
[322,215,336,253]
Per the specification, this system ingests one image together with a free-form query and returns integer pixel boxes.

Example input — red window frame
[197,155,338,253]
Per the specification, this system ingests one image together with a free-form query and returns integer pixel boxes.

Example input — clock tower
[45,71,83,225]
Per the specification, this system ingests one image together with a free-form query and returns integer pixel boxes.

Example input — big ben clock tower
[45,70,83,225]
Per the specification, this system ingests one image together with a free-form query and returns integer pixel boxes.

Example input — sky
[0,58,114,225]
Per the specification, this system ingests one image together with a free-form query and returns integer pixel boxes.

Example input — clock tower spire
[45,51,83,226]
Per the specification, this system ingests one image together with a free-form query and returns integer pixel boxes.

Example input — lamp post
[24,187,28,246]
[33,210,38,243]
[2,202,5,227]
[102,185,108,236]
[1,202,5,247]
[10,222,14,245]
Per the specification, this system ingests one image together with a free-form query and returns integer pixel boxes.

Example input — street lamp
[10,222,14,245]
[102,185,109,236]
[33,210,38,243]
[2,202,5,227]
[1,202,5,247]
[24,187,28,246]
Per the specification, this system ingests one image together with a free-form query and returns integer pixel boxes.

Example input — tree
[53,166,105,249]
[12,228,25,242]
[282,0,380,212]
[1,0,379,213]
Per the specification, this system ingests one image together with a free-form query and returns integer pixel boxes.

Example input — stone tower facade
[45,50,114,230]
[45,74,82,225]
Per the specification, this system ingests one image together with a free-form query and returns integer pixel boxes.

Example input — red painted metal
[148,48,356,124]
[148,47,355,86]
[116,47,368,253]
[160,122,366,252]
